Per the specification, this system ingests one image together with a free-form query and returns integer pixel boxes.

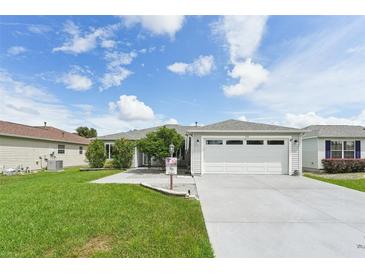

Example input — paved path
[195,174,365,257]
[92,168,197,195]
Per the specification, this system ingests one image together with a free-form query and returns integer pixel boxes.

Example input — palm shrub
[112,138,136,169]
[85,139,107,168]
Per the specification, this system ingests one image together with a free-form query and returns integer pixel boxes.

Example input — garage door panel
[203,138,289,175]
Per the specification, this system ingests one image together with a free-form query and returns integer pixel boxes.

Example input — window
[267,140,285,145]
[79,146,83,155]
[226,140,243,145]
[246,140,264,145]
[58,144,65,154]
[344,141,355,158]
[206,140,223,145]
[331,141,342,158]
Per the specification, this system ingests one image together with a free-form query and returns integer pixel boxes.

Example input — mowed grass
[0,168,213,258]
[304,173,365,192]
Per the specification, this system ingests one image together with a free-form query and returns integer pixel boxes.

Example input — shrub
[85,139,107,168]
[112,138,136,169]
[103,159,114,168]
[322,159,365,173]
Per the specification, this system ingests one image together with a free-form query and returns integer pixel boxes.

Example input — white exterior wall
[190,132,302,175]
[302,138,319,170]
[0,135,87,172]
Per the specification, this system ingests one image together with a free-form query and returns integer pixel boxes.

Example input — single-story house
[302,125,365,172]
[187,119,305,175]
[97,124,197,168]
[0,120,89,172]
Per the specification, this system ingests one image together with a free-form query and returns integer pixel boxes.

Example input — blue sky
[1,16,365,135]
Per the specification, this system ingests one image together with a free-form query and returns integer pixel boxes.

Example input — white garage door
[203,138,289,174]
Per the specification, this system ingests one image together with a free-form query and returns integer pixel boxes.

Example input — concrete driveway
[93,168,197,195]
[195,174,365,257]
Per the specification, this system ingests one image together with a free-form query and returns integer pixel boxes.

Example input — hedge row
[322,159,365,173]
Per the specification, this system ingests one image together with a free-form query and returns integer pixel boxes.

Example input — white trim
[200,135,204,175]
[188,129,306,133]
[288,137,292,175]
[299,134,303,174]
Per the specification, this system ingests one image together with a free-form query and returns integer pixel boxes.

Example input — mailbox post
[166,144,176,190]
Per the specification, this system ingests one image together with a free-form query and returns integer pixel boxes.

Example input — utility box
[47,160,64,172]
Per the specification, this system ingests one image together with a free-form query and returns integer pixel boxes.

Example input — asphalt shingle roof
[303,125,365,138]
[0,120,90,145]
[188,119,303,132]
[98,124,197,141]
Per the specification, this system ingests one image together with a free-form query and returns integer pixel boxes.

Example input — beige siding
[0,136,87,172]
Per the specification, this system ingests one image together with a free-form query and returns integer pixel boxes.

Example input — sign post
[166,144,176,190]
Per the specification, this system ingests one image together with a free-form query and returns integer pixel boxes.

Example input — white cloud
[122,16,185,38]
[99,51,137,91]
[100,67,132,91]
[0,70,178,136]
[223,59,269,97]
[214,16,267,63]
[109,95,154,121]
[28,25,51,34]
[7,46,27,56]
[167,55,215,77]
[60,72,93,91]
[251,17,365,116]
[164,118,178,124]
[214,16,269,97]
[101,39,116,49]
[237,115,247,121]
[283,111,365,128]
[53,21,117,54]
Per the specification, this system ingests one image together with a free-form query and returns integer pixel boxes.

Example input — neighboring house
[97,124,197,168]
[0,120,89,172]
[302,125,365,172]
[187,119,305,175]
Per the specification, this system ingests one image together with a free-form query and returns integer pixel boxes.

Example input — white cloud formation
[214,16,269,96]
[251,17,365,116]
[214,16,267,63]
[28,25,51,34]
[7,46,27,56]
[223,59,269,96]
[283,111,365,128]
[0,70,177,136]
[122,16,185,38]
[53,21,117,54]
[60,72,93,91]
[101,39,116,49]
[237,115,247,121]
[109,95,154,121]
[99,51,137,91]
[167,55,215,77]
[164,118,178,125]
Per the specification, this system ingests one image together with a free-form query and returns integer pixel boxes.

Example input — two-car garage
[202,137,290,175]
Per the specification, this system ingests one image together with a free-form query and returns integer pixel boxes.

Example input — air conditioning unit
[47,160,64,172]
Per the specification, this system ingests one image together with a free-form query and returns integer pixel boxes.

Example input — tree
[113,138,136,169]
[76,126,97,138]
[137,127,184,167]
[85,139,106,168]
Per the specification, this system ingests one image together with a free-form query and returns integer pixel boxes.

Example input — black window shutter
[325,140,331,159]
[355,140,361,159]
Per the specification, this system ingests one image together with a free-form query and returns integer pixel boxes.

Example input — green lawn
[304,173,365,192]
[0,168,213,258]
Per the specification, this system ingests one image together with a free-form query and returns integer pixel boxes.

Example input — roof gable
[303,125,365,138]
[188,119,303,132]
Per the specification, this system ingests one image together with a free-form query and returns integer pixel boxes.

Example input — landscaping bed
[0,167,213,258]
